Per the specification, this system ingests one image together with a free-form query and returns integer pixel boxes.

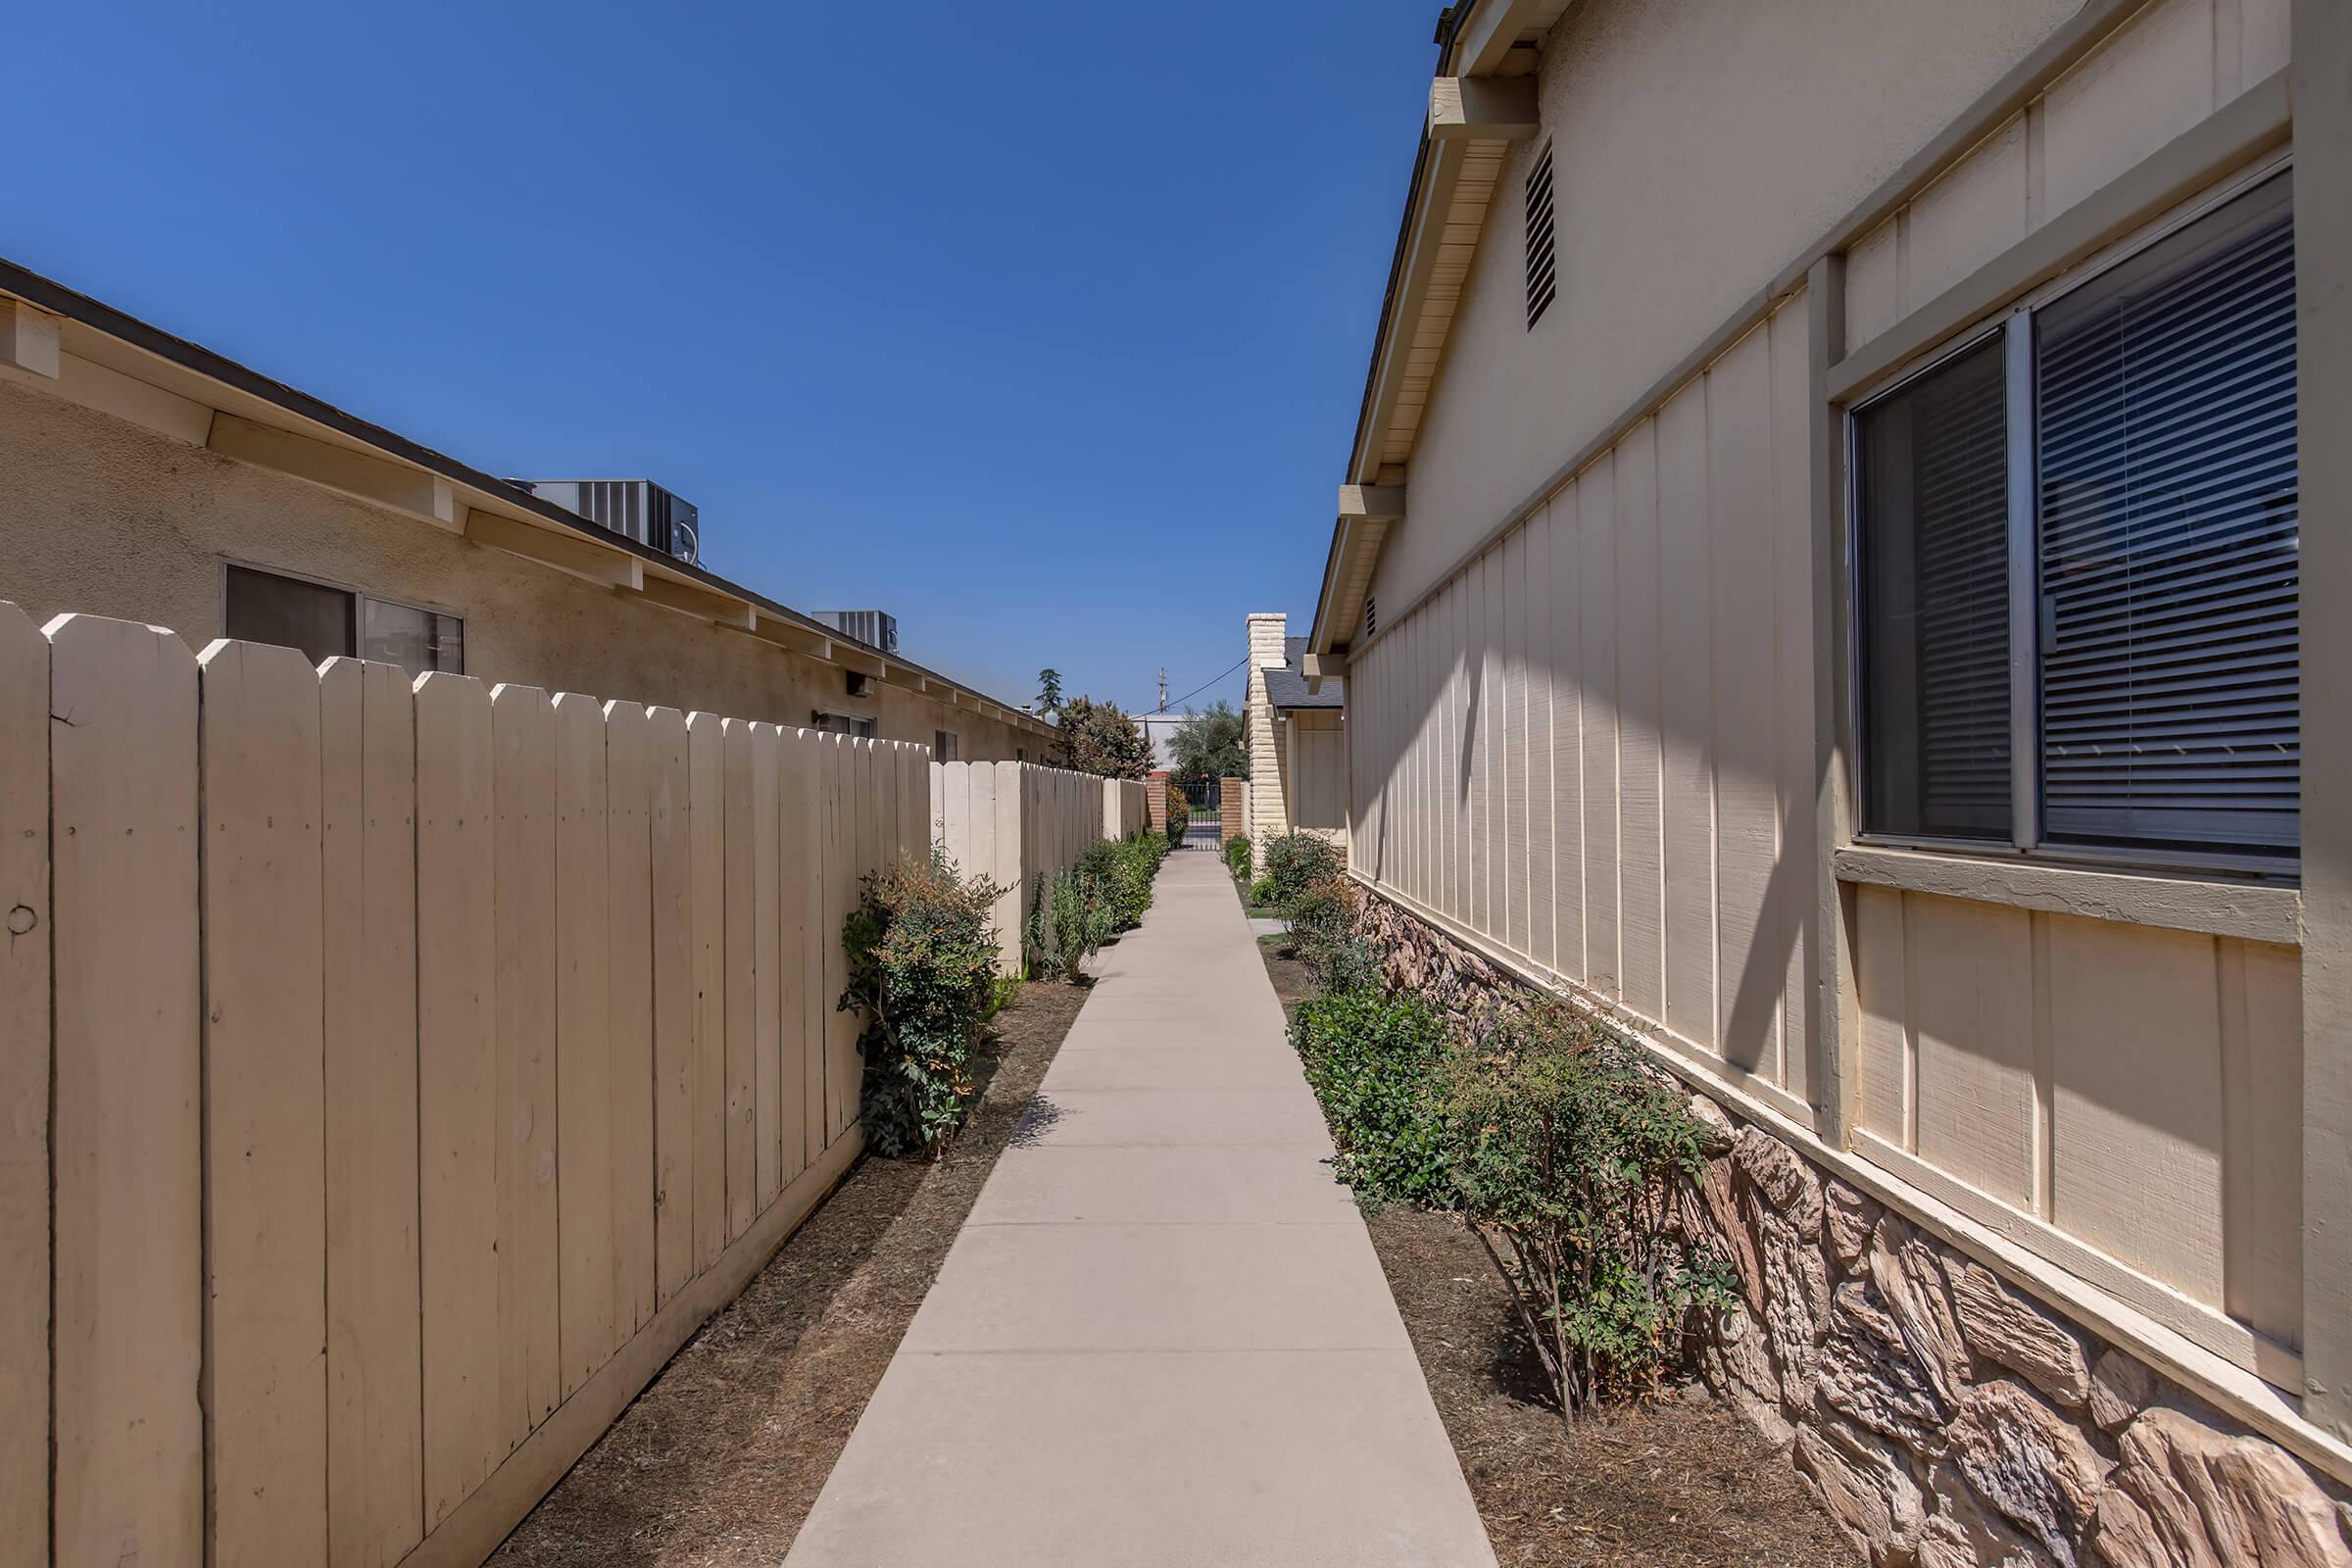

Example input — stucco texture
[0,377,1029,758]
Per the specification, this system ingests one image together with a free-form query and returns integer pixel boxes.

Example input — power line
[1147,655,1247,715]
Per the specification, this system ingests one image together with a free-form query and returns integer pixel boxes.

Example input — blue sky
[12,0,1441,715]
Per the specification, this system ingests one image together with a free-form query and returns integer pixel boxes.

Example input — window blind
[1857,334,2014,842]
[2035,172,2297,853]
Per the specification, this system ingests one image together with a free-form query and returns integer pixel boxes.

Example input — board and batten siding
[0,602,1113,1568]
[1348,281,2308,1384]
[1350,296,1819,1114]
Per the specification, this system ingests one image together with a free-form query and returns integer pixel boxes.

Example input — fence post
[0,604,46,1567]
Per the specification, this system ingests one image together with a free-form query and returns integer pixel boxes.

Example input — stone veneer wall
[1348,886,2352,1568]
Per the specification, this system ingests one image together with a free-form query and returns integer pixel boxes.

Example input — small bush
[1439,1005,1737,1417]
[1294,988,1455,1208]
[1165,792,1191,846]
[1223,834,1251,880]
[840,850,1004,1158]
[1247,875,1277,908]
[1262,831,1344,906]
[1079,832,1164,933]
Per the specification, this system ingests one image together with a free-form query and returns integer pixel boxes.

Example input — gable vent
[1364,593,1377,639]
[1525,142,1557,328]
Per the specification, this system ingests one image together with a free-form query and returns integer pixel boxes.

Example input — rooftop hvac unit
[519,478,700,566]
[814,610,898,655]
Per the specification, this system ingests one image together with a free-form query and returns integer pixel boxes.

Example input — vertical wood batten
[791,732,825,1168]
[489,683,560,1445]
[2295,0,2352,1438]
[320,657,424,1568]
[648,706,695,1303]
[47,612,203,1568]
[198,640,330,1567]
[0,604,46,1568]
[415,671,500,1526]
[1808,252,1859,1147]
[775,728,812,1184]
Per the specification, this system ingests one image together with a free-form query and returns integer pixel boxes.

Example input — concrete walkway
[785,838,1496,1568]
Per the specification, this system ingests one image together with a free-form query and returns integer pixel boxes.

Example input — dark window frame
[220,560,465,677]
[1848,166,2298,876]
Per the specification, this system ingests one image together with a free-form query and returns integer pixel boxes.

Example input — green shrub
[1165,792,1190,846]
[1223,834,1251,880]
[1439,1005,1737,1417]
[1262,831,1344,906]
[840,850,1004,1158]
[1293,989,1455,1209]
[1247,875,1276,908]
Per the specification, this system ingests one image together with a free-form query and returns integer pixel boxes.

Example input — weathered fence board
[720,718,757,1239]
[416,671,501,1528]
[788,731,827,1170]
[0,605,46,1568]
[686,714,727,1272]
[490,683,561,1446]
[752,722,782,1207]
[605,700,657,1340]
[555,692,616,1396]
[648,707,695,1304]
[199,639,330,1568]
[48,613,203,1568]
[774,727,811,1186]
[323,656,426,1568]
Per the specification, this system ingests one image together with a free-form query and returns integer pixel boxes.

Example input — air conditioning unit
[517,478,700,566]
[814,610,898,655]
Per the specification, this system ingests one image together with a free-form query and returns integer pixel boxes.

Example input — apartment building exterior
[1305,0,2350,1556]
[1241,612,1348,868]
[0,262,1054,758]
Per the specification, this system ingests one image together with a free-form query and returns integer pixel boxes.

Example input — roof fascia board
[1449,0,1553,75]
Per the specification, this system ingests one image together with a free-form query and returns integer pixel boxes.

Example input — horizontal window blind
[2036,172,2297,853]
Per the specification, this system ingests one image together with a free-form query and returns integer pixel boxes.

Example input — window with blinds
[2036,173,2297,853]
[1853,170,2296,863]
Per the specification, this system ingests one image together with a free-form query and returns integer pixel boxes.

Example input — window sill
[1834,845,2302,946]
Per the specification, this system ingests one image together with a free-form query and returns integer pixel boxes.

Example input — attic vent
[1525,142,1557,328]
[1364,594,1377,639]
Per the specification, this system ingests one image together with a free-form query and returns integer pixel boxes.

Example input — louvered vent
[2036,175,2298,852]
[1364,594,1377,640]
[1525,142,1557,328]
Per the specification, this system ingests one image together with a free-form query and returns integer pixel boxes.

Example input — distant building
[0,262,1054,759]
[1240,612,1345,869]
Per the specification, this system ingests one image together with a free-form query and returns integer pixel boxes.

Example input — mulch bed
[1256,934,1857,1568]
[487,978,1091,1567]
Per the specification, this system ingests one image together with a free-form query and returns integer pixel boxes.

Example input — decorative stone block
[1947,1260,2092,1409]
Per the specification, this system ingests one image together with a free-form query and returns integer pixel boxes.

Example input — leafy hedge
[1279,864,1733,1419]
[1026,831,1169,982]
[1294,988,1455,1208]
[1441,1008,1738,1415]
[1261,831,1344,906]
[841,851,1004,1157]
[1223,834,1251,881]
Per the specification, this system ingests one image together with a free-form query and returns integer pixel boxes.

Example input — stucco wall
[1373,0,2083,618]
[0,377,1033,760]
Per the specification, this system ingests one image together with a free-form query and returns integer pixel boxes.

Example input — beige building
[1241,612,1348,869]
[1304,0,2352,1544]
[0,265,1056,759]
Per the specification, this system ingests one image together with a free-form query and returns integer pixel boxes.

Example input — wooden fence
[0,606,970,1568]
[931,761,1142,973]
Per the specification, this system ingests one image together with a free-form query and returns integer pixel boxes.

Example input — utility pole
[1157,666,1167,712]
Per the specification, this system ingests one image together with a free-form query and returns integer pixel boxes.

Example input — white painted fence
[0,604,986,1568]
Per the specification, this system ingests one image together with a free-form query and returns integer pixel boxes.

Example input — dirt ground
[1257,934,1857,1568]
[487,978,1091,1567]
